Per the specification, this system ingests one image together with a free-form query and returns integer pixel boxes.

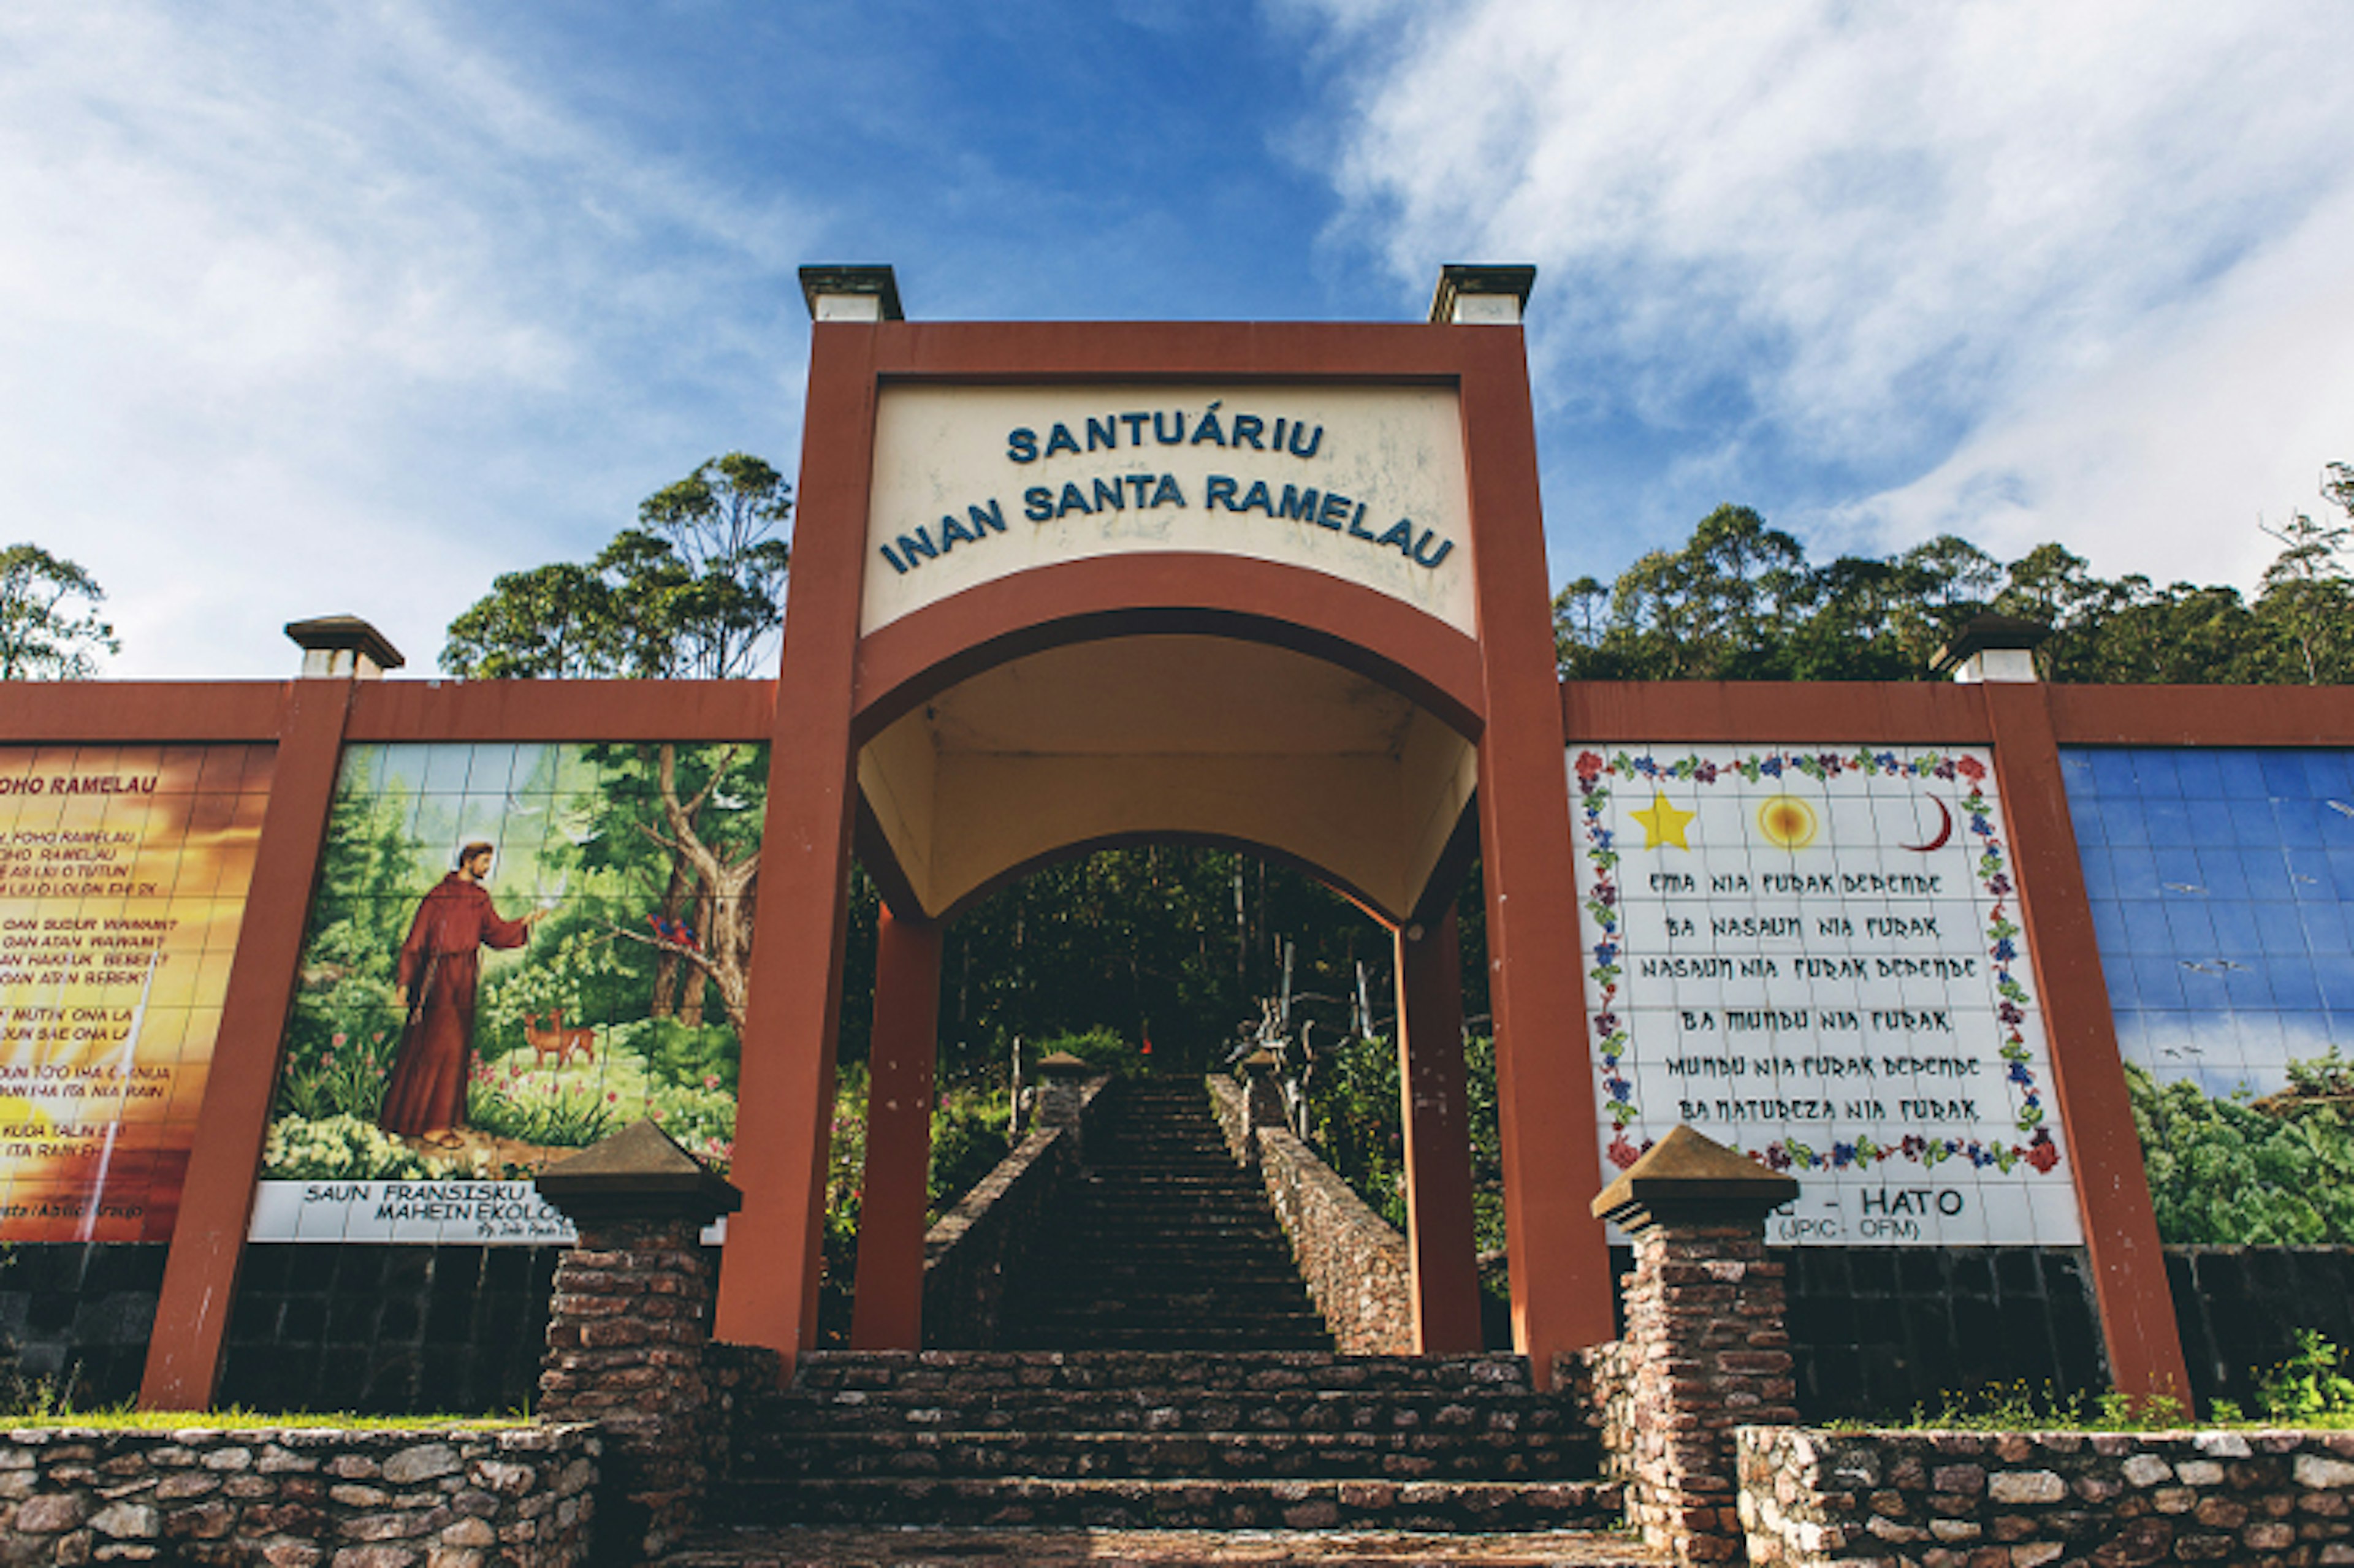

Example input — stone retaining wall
[1205,1076,1412,1355]
[0,1423,597,1566]
[921,1076,1110,1348]
[1739,1425,2354,1565]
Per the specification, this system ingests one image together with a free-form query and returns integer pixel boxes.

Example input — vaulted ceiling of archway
[855,634,1478,923]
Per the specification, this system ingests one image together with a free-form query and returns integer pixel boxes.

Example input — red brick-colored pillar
[1591,1124,1799,1565]
[1459,321,1616,1384]
[1394,908,1483,1353]
[1979,679,2190,1403]
[851,905,942,1349]
[143,674,354,1409]
[536,1121,743,1562]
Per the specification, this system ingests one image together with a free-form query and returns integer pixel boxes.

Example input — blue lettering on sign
[1004,406,1322,463]
[896,411,1457,577]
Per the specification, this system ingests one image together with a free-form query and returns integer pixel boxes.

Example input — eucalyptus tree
[0,544,117,679]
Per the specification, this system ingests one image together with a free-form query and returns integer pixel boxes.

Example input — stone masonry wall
[0,1423,596,1567]
[1255,1125,1414,1355]
[1208,1073,1412,1355]
[1739,1425,2354,1565]
[921,1076,1110,1349]
[1613,1219,1799,1563]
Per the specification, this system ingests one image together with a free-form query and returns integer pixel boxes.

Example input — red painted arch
[850,554,1487,744]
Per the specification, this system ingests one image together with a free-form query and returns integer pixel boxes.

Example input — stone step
[659,1524,1665,1566]
[762,1390,1579,1437]
[788,1351,1542,1395]
[706,1476,1626,1532]
[1000,1326,1333,1352]
[736,1429,1593,1482]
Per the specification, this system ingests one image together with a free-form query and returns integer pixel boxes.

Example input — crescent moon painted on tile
[1902,794,1953,853]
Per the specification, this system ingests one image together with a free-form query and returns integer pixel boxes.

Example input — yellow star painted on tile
[1632,790,1697,850]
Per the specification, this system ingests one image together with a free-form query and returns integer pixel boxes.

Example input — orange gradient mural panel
[0,745,273,1241]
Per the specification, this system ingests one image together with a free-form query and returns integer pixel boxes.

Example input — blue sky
[6,1,2352,678]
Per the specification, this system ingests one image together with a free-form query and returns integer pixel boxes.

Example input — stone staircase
[664,1073,1651,1563]
[1001,1076,1332,1350]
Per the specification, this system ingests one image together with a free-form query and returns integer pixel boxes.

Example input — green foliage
[1030,1026,1146,1079]
[2256,1330,2354,1423]
[813,1065,1013,1344]
[441,452,790,680]
[0,543,117,679]
[261,1115,444,1181]
[2128,1064,2354,1245]
[1871,1380,2189,1432]
[1555,463,2354,684]
[463,1071,619,1151]
[1300,1031,1509,1261]
[928,1090,1013,1216]
[1864,1333,2354,1431]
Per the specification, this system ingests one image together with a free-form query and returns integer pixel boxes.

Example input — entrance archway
[844,623,1487,1353]
[717,270,1613,1386]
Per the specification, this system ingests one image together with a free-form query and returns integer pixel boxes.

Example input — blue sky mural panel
[2063,747,2354,1098]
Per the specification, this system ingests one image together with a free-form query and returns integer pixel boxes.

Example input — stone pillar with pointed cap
[1586,1124,1800,1564]
[535,1120,742,1560]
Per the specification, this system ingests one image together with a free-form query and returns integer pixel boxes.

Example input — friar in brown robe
[378,842,542,1141]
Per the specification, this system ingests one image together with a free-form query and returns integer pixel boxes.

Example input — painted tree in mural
[577,741,763,1036]
[443,454,791,1024]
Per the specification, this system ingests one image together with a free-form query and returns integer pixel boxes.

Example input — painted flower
[1956,756,1987,782]
[1574,751,1607,781]
[1607,1135,1642,1170]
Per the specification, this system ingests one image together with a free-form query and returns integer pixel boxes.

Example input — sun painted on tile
[1756,795,1818,850]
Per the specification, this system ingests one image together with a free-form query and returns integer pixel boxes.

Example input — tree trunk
[650,853,692,1018]
[679,884,714,1027]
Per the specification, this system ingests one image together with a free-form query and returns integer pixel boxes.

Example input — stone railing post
[1239,1049,1289,1134]
[1591,1124,1800,1565]
[535,1120,742,1563]
[1032,1050,1099,1157]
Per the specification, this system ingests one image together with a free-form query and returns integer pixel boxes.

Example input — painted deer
[524,1010,596,1069]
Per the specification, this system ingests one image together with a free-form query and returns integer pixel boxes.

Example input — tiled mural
[2065,747,2354,1244]
[1572,744,2079,1247]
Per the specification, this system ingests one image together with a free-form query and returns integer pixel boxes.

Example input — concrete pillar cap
[535,1118,743,1224]
[1590,1122,1798,1230]
[284,615,405,679]
[1430,264,1536,324]
[1932,612,2050,678]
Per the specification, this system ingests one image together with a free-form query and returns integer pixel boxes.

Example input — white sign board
[862,384,1474,636]
[249,1181,726,1245]
[1572,744,2081,1247]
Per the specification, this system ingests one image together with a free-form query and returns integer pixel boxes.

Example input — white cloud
[1301,0,2354,582]
[0,2,815,678]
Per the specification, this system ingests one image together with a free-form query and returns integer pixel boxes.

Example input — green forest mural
[262,740,765,1183]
